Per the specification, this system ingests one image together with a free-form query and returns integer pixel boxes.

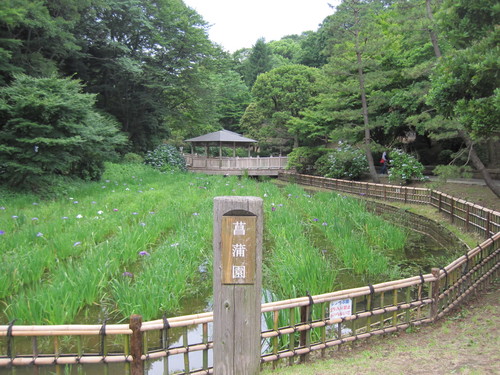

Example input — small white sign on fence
[329,298,352,320]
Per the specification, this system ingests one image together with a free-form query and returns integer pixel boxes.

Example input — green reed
[1,165,411,325]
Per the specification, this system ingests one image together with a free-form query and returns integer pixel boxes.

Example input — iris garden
[1,163,410,325]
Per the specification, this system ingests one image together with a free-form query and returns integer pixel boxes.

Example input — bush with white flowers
[144,144,187,173]
[388,149,426,183]
[314,143,368,180]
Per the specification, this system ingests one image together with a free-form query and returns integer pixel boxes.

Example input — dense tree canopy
[0,0,498,193]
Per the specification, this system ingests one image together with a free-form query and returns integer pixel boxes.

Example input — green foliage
[388,149,426,183]
[0,167,411,324]
[436,0,499,49]
[432,165,473,183]
[314,143,368,180]
[0,0,83,83]
[0,74,126,190]
[286,146,325,174]
[144,144,187,173]
[123,153,144,164]
[427,30,499,139]
[242,37,273,87]
[250,64,321,147]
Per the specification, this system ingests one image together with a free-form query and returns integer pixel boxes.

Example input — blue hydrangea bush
[315,143,368,180]
[388,149,426,183]
[144,144,187,173]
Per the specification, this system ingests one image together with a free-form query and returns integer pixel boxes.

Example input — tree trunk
[459,130,500,198]
[355,28,379,183]
[425,1,499,197]
[425,0,442,58]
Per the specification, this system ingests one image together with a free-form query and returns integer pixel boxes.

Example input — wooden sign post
[213,196,263,375]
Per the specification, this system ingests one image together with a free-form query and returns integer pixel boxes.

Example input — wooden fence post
[300,305,308,363]
[213,196,263,375]
[430,268,441,322]
[129,314,143,375]
[486,211,491,238]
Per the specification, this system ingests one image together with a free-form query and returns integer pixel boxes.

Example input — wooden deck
[184,155,288,176]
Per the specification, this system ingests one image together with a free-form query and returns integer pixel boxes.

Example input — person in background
[380,151,388,174]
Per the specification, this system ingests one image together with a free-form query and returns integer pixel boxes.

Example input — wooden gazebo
[185,129,257,158]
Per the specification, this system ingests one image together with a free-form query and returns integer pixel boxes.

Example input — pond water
[2,200,468,374]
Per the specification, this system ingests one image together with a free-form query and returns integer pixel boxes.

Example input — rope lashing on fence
[412,273,426,300]
[439,247,500,300]
[261,316,434,364]
[162,313,170,354]
[306,290,314,322]
[99,319,107,358]
[260,299,433,341]
[440,267,449,289]
[368,284,375,300]
[438,261,500,320]
[6,319,16,361]
[463,252,469,276]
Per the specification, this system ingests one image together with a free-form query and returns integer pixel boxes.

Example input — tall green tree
[65,0,215,152]
[0,75,126,189]
[0,0,85,83]
[246,64,321,148]
[241,38,272,88]
[427,0,500,197]
[320,0,395,183]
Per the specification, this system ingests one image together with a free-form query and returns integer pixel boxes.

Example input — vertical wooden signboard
[213,196,263,375]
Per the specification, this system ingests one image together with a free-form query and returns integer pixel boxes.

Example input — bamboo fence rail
[1,172,499,374]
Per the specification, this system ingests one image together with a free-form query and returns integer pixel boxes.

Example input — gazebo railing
[184,155,288,170]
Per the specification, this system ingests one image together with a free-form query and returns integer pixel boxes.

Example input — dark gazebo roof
[185,129,257,144]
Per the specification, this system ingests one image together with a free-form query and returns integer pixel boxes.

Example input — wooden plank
[213,196,263,375]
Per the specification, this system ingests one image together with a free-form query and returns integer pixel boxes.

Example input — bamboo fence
[1,172,499,374]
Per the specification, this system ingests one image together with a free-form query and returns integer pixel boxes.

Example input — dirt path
[263,283,500,375]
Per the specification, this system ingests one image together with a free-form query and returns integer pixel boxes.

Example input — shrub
[286,147,325,174]
[433,165,473,183]
[144,144,186,172]
[314,143,368,180]
[123,152,144,164]
[0,75,126,189]
[388,149,426,183]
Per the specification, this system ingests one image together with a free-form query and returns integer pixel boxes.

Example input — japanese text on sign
[222,216,256,284]
[329,299,352,320]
